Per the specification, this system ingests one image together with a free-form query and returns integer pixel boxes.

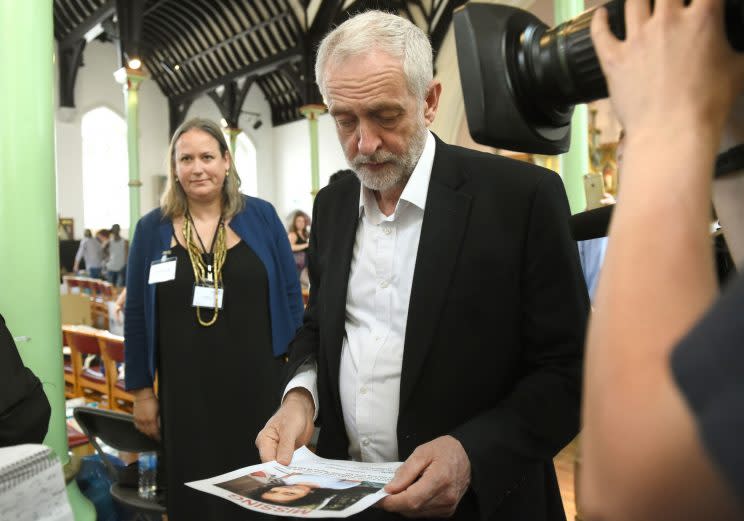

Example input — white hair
[315,10,433,102]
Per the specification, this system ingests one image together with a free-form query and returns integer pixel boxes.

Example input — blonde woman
[124,118,302,520]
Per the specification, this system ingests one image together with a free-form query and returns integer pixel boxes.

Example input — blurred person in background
[287,210,310,287]
[73,228,103,278]
[105,224,128,287]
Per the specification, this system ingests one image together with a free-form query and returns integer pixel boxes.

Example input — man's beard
[349,123,428,192]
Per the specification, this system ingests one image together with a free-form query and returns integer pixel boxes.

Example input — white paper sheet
[187,446,402,518]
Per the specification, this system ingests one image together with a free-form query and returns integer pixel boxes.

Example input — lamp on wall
[124,52,142,70]
[241,110,263,131]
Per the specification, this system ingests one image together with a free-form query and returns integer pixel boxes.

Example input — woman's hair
[244,483,337,508]
[83,229,92,238]
[315,10,433,103]
[288,210,309,235]
[160,117,244,220]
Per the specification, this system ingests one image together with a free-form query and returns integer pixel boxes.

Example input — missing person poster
[186,446,402,517]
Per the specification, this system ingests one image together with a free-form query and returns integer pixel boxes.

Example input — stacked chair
[62,325,134,411]
[62,275,118,329]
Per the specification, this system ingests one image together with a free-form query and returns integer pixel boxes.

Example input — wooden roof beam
[176,11,292,70]
[58,0,116,48]
[207,76,257,128]
[172,46,303,104]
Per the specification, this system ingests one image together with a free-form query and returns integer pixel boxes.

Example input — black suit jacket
[286,136,589,521]
[0,313,51,447]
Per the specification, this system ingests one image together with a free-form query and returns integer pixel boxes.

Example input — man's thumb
[276,434,296,465]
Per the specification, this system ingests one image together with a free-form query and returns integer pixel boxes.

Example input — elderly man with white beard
[257,10,589,521]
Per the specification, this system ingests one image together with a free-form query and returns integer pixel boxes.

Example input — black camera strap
[714,144,744,178]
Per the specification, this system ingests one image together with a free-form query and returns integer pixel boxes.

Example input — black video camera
[453,0,744,154]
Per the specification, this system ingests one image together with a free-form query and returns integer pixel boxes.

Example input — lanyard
[186,212,223,282]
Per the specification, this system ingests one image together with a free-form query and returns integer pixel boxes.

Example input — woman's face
[261,484,313,503]
[174,129,230,205]
[294,215,306,230]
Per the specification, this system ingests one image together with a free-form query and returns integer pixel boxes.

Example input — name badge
[148,257,177,284]
[192,284,224,309]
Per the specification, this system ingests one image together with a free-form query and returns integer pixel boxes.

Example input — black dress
[157,240,282,520]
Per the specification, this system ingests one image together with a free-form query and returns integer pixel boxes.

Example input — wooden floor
[555,437,579,521]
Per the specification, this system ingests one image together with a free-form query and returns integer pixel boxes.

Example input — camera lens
[523,0,743,111]
[454,0,743,153]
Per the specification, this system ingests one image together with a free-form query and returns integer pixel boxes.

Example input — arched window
[81,107,128,231]
[231,132,258,196]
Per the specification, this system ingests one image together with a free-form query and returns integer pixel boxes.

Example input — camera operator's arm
[581,0,744,519]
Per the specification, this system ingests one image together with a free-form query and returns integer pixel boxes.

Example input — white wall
[272,115,348,222]
[430,26,465,145]
[184,82,278,205]
[55,39,169,239]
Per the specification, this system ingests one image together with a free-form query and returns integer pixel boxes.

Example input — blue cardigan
[124,196,304,391]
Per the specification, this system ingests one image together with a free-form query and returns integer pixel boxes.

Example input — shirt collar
[357,130,436,218]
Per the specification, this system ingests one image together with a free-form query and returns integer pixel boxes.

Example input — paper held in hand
[186,446,402,518]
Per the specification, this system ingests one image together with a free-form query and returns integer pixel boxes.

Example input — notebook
[0,444,73,521]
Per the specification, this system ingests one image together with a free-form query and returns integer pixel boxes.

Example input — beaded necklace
[183,212,226,326]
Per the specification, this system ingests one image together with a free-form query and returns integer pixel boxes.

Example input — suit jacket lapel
[400,139,472,411]
[322,178,361,409]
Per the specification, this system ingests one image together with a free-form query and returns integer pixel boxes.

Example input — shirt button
[383,226,392,235]
[362,439,370,447]
[380,280,389,288]
[360,386,368,395]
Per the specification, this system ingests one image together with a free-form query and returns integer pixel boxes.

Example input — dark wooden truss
[54,0,467,129]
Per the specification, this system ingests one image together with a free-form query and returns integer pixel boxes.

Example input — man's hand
[132,388,160,441]
[378,435,471,518]
[256,388,315,465]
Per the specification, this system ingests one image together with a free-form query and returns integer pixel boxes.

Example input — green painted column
[555,0,589,214]
[0,1,95,519]
[115,67,146,241]
[299,104,327,198]
[559,0,590,506]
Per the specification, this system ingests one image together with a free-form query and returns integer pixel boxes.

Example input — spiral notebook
[0,444,73,521]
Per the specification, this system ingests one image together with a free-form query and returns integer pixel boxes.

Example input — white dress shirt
[285,131,436,462]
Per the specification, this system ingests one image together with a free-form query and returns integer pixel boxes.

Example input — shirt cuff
[282,361,319,422]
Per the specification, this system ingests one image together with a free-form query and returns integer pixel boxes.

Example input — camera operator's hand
[591,0,744,140]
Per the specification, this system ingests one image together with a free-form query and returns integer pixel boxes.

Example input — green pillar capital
[225,126,242,157]
[299,104,327,198]
[113,66,147,92]
[299,103,327,121]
